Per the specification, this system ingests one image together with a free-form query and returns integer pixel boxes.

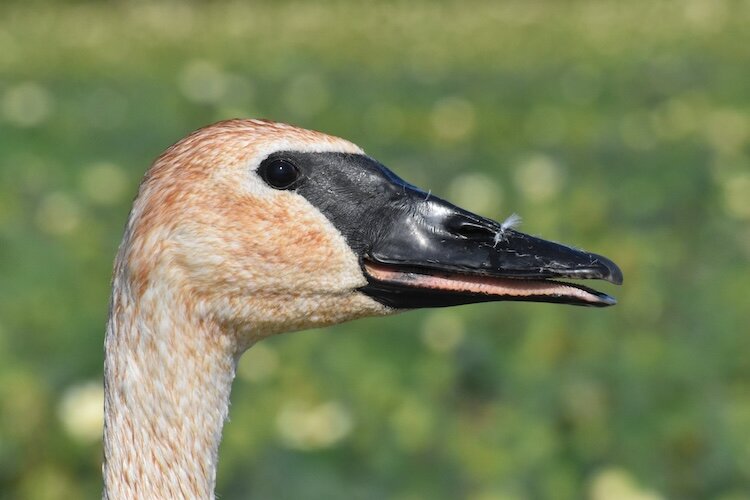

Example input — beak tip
[591,253,623,285]
[599,293,618,306]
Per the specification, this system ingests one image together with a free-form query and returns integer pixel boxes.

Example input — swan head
[121,119,621,346]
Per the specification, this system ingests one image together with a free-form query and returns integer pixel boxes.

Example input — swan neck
[103,283,236,499]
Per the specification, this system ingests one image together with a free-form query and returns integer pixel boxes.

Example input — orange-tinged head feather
[114,119,387,346]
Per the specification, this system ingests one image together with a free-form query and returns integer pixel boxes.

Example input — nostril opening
[449,219,496,240]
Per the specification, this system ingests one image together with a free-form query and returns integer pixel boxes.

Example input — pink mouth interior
[364,261,604,304]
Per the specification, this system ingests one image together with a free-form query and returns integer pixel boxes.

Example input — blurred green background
[1,0,750,499]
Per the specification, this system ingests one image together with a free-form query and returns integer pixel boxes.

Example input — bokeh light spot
[2,82,54,127]
[448,173,503,216]
[276,400,353,450]
[58,380,103,444]
[684,0,728,31]
[238,342,279,383]
[722,173,750,220]
[80,162,129,206]
[588,467,665,500]
[513,154,564,202]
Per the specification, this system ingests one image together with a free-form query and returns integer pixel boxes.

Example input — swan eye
[259,158,300,190]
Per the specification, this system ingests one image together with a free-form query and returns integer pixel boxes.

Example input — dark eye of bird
[260,158,300,190]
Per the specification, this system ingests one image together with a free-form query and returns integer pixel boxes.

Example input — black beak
[360,198,622,309]
[271,151,623,309]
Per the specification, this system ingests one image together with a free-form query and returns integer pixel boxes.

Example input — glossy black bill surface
[261,151,623,308]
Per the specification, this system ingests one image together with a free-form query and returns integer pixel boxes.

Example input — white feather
[493,213,522,247]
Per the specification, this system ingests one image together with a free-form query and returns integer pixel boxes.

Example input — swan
[103,118,622,498]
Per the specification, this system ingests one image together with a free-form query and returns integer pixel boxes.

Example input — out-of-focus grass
[1,1,749,498]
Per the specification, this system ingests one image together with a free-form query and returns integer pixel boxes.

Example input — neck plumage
[103,271,237,499]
